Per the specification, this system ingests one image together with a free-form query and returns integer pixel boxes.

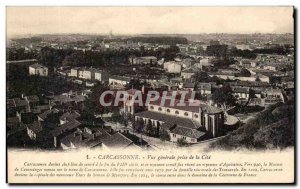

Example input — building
[181,66,200,79]
[263,89,285,104]
[129,56,158,65]
[163,61,182,73]
[231,86,250,100]
[109,75,131,86]
[29,63,48,76]
[195,83,212,95]
[135,98,224,142]
[70,68,79,77]
[25,121,43,140]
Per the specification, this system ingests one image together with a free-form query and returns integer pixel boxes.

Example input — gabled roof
[231,86,250,94]
[170,126,206,139]
[183,82,195,88]
[51,120,81,137]
[60,111,80,121]
[149,98,223,114]
[38,108,60,120]
[26,95,39,102]
[196,83,212,91]
[101,132,133,149]
[135,111,200,130]
[30,63,47,69]
[27,121,43,134]
[182,66,199,73]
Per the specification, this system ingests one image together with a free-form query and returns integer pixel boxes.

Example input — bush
[177,138,188,147]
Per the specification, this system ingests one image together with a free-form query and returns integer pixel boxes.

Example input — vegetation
[7,48,37,61]
[177,138,188,147]
[211,84,236,109]
[159,129,171,142]
[210,102,295,150]
[145,121,155,136]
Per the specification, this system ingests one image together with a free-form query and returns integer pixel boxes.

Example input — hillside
[210,102,295,150]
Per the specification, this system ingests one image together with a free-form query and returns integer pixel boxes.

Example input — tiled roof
[196,83,212,91]
[26,95,39,102]
[231,86,250,94]
[135,111,200,130]
[51,120,81,137]
[149,98,223,114]
[101,132,133,149]
[183,82,195,88]
[60,111,80,121]
[170,126,206,139]
[27,121,43,134]
[38,108,60,120]
[109,75,132,82]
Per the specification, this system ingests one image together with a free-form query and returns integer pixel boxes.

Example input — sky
[6,7,294,37]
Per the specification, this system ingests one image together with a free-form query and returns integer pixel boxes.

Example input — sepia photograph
[5,6,295,184]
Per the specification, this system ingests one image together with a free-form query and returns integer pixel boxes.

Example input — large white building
[163,61,182,73]
[29,63,48,76]
[69,67,108,82]
[129,56,158,65]
[135,97,224,143]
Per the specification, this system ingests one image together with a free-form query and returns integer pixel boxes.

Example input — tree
[145,121,154,136]
[136,118,145,133]
[244,89,256,106]
[212,85,236,110]
[111,108,122,122]
[177,138,188,147]
[159,129,170,142]
[192,71,209,82]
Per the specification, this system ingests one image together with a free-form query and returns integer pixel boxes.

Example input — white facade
[164,62,182,73]
[29,64,48,76]
[169,133,198,143]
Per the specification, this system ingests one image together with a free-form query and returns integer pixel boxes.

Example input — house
[169,126,206,143]
[263,89,285,104]
[38,108,60,122]
[181,66,200,79]
[231,86,250,100]
[49,92,86,106]
[129,56,157,65]
[29,63,48,76]
[95,70,109,82]
[59,127,110,150]
[123,89,144,115]
[182,82,195,91]
[70,67,79,77]
[163,61,182,73]
[109,75,131,86]
[51,119,82,148]
[25,95,40,108]
[195,83,212,95]
[101,132,141,150]
[240,59,257,68]
[26,121,43,140]
[59,111,81,125]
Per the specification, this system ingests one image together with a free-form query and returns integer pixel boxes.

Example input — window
[173,134,176,137]
[175,111,179,115]
[194,114,199,118]
[167,109,170,113]
[150,106,154,110]
[158,107,162,111]
[184,112,189,116]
